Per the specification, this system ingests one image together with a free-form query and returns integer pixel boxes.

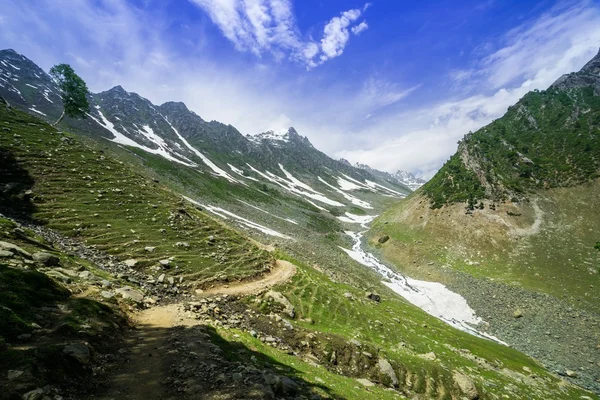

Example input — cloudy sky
[1,0,600,178]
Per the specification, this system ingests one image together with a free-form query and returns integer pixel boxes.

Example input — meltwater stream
[339,225,507,345]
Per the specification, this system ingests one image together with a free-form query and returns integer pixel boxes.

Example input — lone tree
[49,64,90,126]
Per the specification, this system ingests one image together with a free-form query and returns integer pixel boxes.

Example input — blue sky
[1,0,600,177]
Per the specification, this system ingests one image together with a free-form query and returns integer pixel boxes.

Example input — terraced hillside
[369,49,600,393]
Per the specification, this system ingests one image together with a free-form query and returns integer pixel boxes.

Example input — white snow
[336,176,365,191]
[339,230,507,344]
[318,176,373,209]
[249,129,290,144]
[228,163,259,182]
[237,200,298,225]
[183,196,292,239]
[162,116,239,183]
[29,106,46,116]
[89,107,196,167]
[246,163,344,208]
[42,90,54,103]
[25,83,37,89]
[0,60,7,67]
[336,213,376,228]
[340,173,376,191]
[364,180,406,197]
[7,63,20,70]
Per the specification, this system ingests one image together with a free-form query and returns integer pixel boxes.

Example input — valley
[0,46,599,400]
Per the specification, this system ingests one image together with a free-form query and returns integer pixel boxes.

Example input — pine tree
[49,64,90,126]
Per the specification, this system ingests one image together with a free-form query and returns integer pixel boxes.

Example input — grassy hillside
[423,86,600,209]
[0,99,272,287]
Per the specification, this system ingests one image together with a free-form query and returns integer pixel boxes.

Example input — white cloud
[189,0,370,68]
[351,21,368,35]
[337,1,600,177]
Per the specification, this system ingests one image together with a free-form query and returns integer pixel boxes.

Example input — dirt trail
[200,259,296,297]
[94,260,296,399]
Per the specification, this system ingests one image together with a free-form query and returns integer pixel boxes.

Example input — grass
[0,102,272,285]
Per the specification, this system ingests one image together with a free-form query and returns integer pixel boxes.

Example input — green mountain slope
[423,49,600,209]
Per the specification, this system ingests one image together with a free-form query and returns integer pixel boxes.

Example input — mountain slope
[369,48,600,393]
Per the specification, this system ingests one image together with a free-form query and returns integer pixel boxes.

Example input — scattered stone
[265,290,295,319]
[350,339,362,347]
[175,242,190,248]
[419,352,437,361]
[115,286,145,303]
[453,371,479,400]
[0,250,14,258]
[0,241,31,258]
[124,259,138,268]
[378,235,390,244]
[159,259,171,267]
[513,309,524,318]
[22,388,44,400]
[158,274,166,283]
[566,370,578,378]
[343,292,355,300]
[32,252,60,266]
[145,246,156,252]
[101,291,115,299]
[78,271,91,279]
[366,293,381,302]
[7,370,23,381]
[377,358,398,387]
[63,343,91,365]
[356,378,375,387]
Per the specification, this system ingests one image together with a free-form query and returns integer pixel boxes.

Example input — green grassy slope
[0,99,272,286]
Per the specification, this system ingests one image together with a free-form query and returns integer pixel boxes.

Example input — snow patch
[25,83,37,89]
[89,107,195,167]
[237,200,298,225]
[336,176,365,191]
[318,176,372,209]
[364,180,406,197]
[228,163,259,182]
[29,106,47,116]
[7,63,20,70]
[162,116,239,183]
[184,196,292,239]
[336,213,376,228]
[246,164,344,207]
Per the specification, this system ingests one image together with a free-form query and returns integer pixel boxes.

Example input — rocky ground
[448,270,600,394]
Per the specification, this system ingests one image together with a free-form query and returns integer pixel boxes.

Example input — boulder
[356,378,375,387]
[22,388,44,400]
[124,259,138,268]
[378,235,390,244]
[7,370,23,381]
[453,371,479,399]
[366,293,381,302]
[115,286,145,303]
[63,343,91,365]
[144,246,156,252]
[265,290,295,318]
[159,259,171,267]
[513,309,524,318]
[0,250,14,258]
[0,241,31,258]
[377,358,398,387]
[32,252,60,266]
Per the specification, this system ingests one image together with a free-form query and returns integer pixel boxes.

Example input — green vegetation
[0,99,272,285]
[423,86,600,208]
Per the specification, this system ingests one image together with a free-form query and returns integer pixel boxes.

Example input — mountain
[369,48,600,393]
[421,48,600,209]
[350,161,426,190]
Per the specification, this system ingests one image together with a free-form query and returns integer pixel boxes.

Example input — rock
[144,246,156,252]
[32,252,60,266]
[343,292,354,300]
[280,376,299,395]
[513,309,524,318]
[115,286,145,303]
[7,370,23,381]
[0,250,14,258]
[167,277,174,285]
[44,270,71,283]
[350,339,362,347]
[366,292,381,302]
[78,271,91,279]
[453,371,479,399]
[159,259,171,267]
[378,235,390,244]
[124,259,138,267]
[157,274,165,283]
[250,330,258,338]
[419,352,437,361]
[175,242,190,248]
[265,290,295,319]
[22,388,44,400]
[17,333,31,340]
[101,291,115,299]
[377,358,398,387]
[566,370,578,378]
[63,343,91,365]
[356,378,375,387]
[0,241,31,258]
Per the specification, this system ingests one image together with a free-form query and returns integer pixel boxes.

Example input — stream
[338,217,507,344]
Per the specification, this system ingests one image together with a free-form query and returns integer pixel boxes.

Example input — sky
[1,0,600,178]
